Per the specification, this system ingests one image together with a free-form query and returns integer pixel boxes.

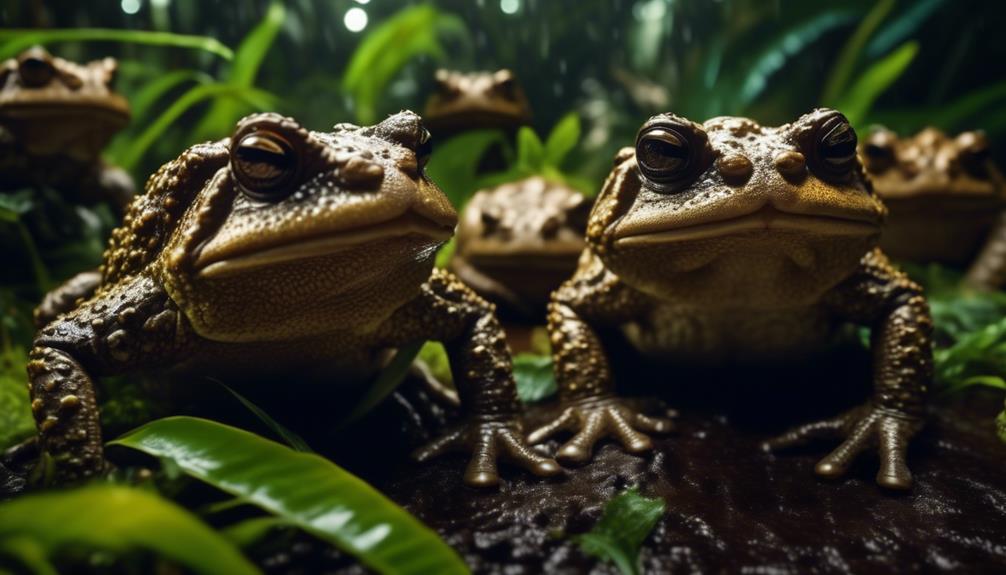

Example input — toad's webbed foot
[528,397,674,465]
[413,420,560,487]
[764,404,923,490]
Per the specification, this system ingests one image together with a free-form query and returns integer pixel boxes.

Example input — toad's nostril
[716,154,753,185]
[774,150,807,179]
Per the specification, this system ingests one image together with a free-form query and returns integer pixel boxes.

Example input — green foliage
[478,113,593,194]
[112,416,468,575]
[822,0,896,106]
[416,341,452,386]
[219,383,313,453]
[0,345,33,450]
[573,487,665,575]
[190,1,286,142]
[513,353,556,403]
[997,404,1006,443]
[739,9,859,107]
[0,28,233,61]
[835,41,918,126]
[0,484,261,574]
[342,5,469,124]
[865,0,946,58]
[342,342,425,425]
[425,130,509,208]
[934,319,1006,395]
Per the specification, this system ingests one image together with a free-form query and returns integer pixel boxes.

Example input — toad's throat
[614,206,880,247]
[196,212,453,279]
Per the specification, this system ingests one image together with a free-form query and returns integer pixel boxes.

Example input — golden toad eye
[232,131,297,199]
[635,127,690,185]
[818,119,858,169]
[17,54,54,88]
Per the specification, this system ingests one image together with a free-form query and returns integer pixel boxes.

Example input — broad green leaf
[219,382,313,453]
[425,130,509,207]
[0,485,260,575]
[342,341,425,425]
[516,127,545,171]
[0,29,233,61]
[513,354,556,403]
[192,1,286,142]
[130,69,214,123]
[835,41,918,126]
[543,113,581,168]
[573,487,665,575]
[738,9,858,106]
[112,83,277,170]
[865,0,945,58]
[821,0,895,106]
[112,417,468,575]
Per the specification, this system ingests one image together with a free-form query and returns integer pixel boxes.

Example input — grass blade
[0,29,232,61]
[821,0,895,106]
[218,382,313,453]
[835,41,918,126]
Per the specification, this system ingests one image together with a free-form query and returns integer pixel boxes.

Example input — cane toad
[0,46,133,210]
[28,111,558,487]
[863,127,1006,289]
[450,176,590,319]
[424,69,531,139]
[530,109,933,489]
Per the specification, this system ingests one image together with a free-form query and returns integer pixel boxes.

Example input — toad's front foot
[764,404,923,490]
[412,419,560,487]
[528,397,675,465]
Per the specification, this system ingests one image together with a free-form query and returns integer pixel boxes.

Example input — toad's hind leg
[34,269,102,328]
[965,211,1006,290]
[26,346,104,482]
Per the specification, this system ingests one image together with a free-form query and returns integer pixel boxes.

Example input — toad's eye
[957,131,990,177]
[818,119,858,169]
[416,127,433,169]
[18,54,54,87]
[232,131,297,199]
[636,127,690,184]
[863,140,895,172]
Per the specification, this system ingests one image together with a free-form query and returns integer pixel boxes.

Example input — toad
[530,109,933,489]
[450,176,590,320]
[28,111,558,487]
[0,46,133,211]
[423,69,531,140]
[863,127,1006,290]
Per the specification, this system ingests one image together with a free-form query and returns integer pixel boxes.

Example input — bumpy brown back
[100,141,229,287]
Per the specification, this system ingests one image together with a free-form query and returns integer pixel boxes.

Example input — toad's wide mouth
[614,206,881,247]
[0,98,130,123]
[196,212,454,279]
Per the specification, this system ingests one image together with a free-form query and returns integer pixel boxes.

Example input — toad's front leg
[767,249,932,489]
[528,263,673,465]
[29,278,188,483]
[378,269,559,487]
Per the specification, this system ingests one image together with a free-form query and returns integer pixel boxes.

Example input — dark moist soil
[335,342,1006,575]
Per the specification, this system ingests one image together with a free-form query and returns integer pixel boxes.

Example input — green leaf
[0,485,260,574]
[513,354,556,403]
[738,9,858,107]
[112,417,468,575]
[822,0,895,106]
[111,82,277,170]
[416,341,452,386]
[425,130,509,207]
[543,113,581,168]
[516,127,546,171]
[573,487,665,575]
[342,5,470,124]
[130,69,214,124]
[218,382,313,453]
[0,29,233,61]
[342,341,425,425]
[834,41,918,126]
[865,0,945,58]
[192,1,286,142]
